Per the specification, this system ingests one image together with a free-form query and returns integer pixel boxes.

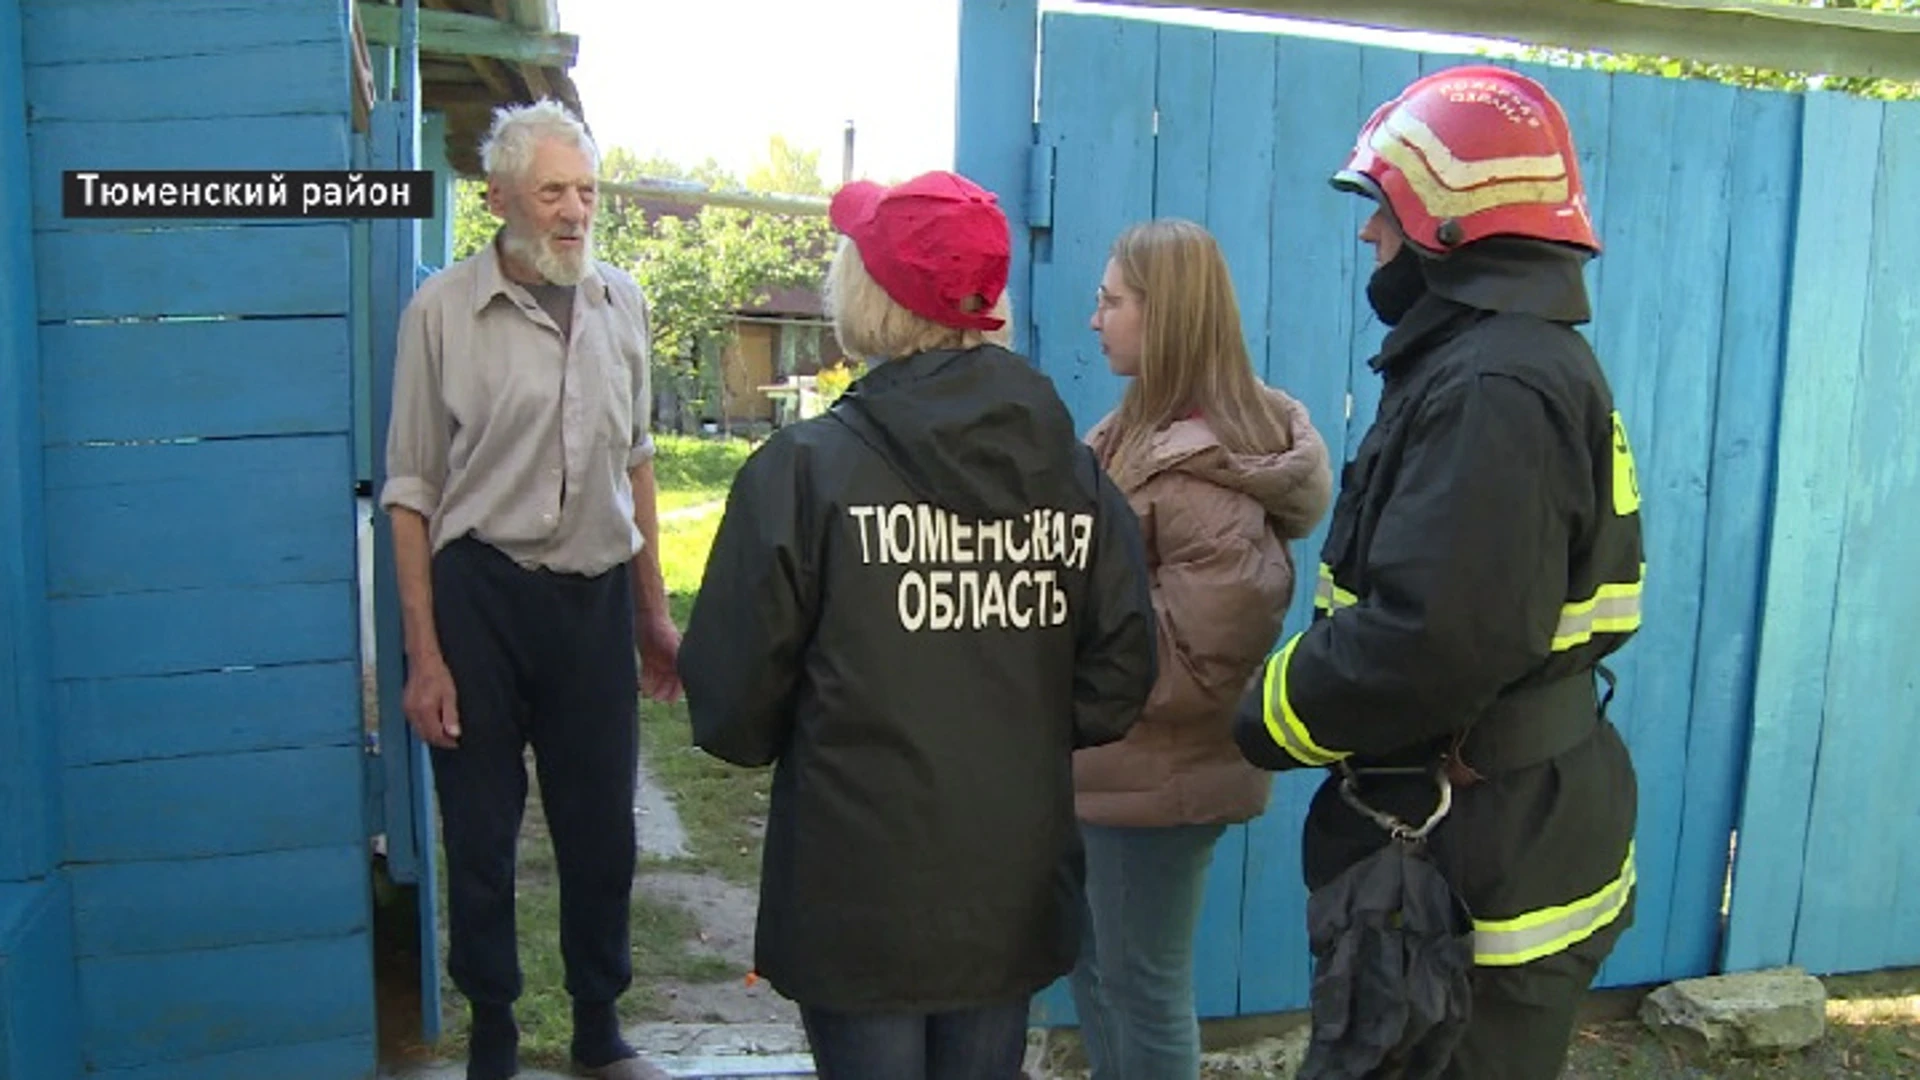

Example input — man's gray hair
[480,99,599,184]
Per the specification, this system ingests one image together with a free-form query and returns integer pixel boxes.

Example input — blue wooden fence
[1,0,378,1075]
[1726,89,1920,977]
[956,4,1920,1021]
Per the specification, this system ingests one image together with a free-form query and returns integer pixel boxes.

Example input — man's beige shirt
[380,240,656,577]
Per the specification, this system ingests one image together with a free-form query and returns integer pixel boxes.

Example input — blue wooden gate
[359,0,446,1046]
[9,0,382,1073]
[1723,89,1920,978]
[993,6,1904,1019]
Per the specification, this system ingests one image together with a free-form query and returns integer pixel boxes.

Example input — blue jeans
[1069,822,1226,1080]
[800,998,1031,1080]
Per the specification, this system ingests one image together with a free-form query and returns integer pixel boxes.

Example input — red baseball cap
[829,170,1010,332]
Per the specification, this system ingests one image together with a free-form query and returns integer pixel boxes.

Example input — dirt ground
[634,869,799,1027]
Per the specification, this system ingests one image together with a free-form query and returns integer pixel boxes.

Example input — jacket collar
[1369,237,1593,374]
[1370,293,1477,373]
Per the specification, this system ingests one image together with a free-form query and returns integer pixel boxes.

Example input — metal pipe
[599,177,830,218]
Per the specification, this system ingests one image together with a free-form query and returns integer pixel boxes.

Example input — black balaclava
[1366,242,1427,326]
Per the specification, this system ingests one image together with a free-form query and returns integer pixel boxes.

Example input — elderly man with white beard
[380,99,679,1080]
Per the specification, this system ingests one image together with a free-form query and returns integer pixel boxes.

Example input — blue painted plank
[78,933,374,1070]
[1183,28,1283,1019]
[41,317,351,444]
[0,878,83,1080]
[1789,97,1920,976]
[1265,33,1363,634]
[1171,24,1287,1015]
[35,225,351,321]
[1344,46,1421,444]
[1665,89,1797,981]
[43,435,356,597]
[47,580,356,681]
[1239,33,1368,1018]
[1888,104,1920,964]
[64,744,364,864]
[89,1035,377,1080]
[24,44,347,123]
[1577,69,1675,990]
[70,845,368,958]
[1153,25,1213,222]
[1519,63,1613,351]
[57,661,360,768]
[22,0,341,65]
[954,0,1039,355]
[28,116,351,230]
[1601,76,1737,988]
[368,99,445,1040]
[1205,29,1276,374]
[1030,11,1157,433]
[1723,90,1883,973]
[0,0,56,884]
[368,103,422,887]
[1194,826,1247,1018]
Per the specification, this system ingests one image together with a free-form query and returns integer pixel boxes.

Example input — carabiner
[1335,766,1454,844]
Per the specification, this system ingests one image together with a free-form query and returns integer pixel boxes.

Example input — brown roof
[355,0,588,178]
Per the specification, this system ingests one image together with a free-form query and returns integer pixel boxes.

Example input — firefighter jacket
[1235,237,1643,970]
[678,344,1158,1012]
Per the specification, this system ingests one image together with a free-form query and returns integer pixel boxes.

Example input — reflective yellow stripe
[1552,566,1646,651]
[1473,843,1636,967]
[1611,410,1641,517]
[1260,635,1349,768]
[1319,562,1640,653]
[1314,563,1357,614]
[1370,113,1571,220]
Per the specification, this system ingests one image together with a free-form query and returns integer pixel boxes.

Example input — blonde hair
[1103,219,1294,487]
[825,237,1012,361]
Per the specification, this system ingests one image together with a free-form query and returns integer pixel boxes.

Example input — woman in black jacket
[678,169,1159,1080]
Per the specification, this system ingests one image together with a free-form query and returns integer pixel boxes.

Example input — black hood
[1372,237,1594,373]
[1422,236,1593,324]
[831,345,1091,520]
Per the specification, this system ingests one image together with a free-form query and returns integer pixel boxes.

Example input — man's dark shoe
[467,1002,520,1080]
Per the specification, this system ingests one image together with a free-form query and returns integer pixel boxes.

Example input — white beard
[503,224,592,286]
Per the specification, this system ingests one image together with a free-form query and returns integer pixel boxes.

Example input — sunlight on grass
[651,434,754,515]
[640,493,774,886]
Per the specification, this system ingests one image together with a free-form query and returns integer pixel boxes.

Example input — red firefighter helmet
[1332,65,1600,255]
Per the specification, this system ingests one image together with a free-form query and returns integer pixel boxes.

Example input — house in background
[598,190,847,437]
[707,281,846,435]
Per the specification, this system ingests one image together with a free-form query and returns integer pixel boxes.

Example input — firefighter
[1235,65,1645,1079]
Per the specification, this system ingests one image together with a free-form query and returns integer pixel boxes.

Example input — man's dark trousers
[428,535,638,1010]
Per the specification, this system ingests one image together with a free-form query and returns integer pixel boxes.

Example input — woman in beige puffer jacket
[1070,218,1333,1080]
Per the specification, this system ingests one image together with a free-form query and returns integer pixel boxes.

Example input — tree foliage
[1515,0,1919,99]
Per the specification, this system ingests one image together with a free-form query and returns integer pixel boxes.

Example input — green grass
[639,489,775,886]
[428,435,757,1070]
[652,434,755,515]
[432,786,744,1069]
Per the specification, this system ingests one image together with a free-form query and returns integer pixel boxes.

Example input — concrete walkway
[382,1023,816,1079]
[635,754,689,859]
